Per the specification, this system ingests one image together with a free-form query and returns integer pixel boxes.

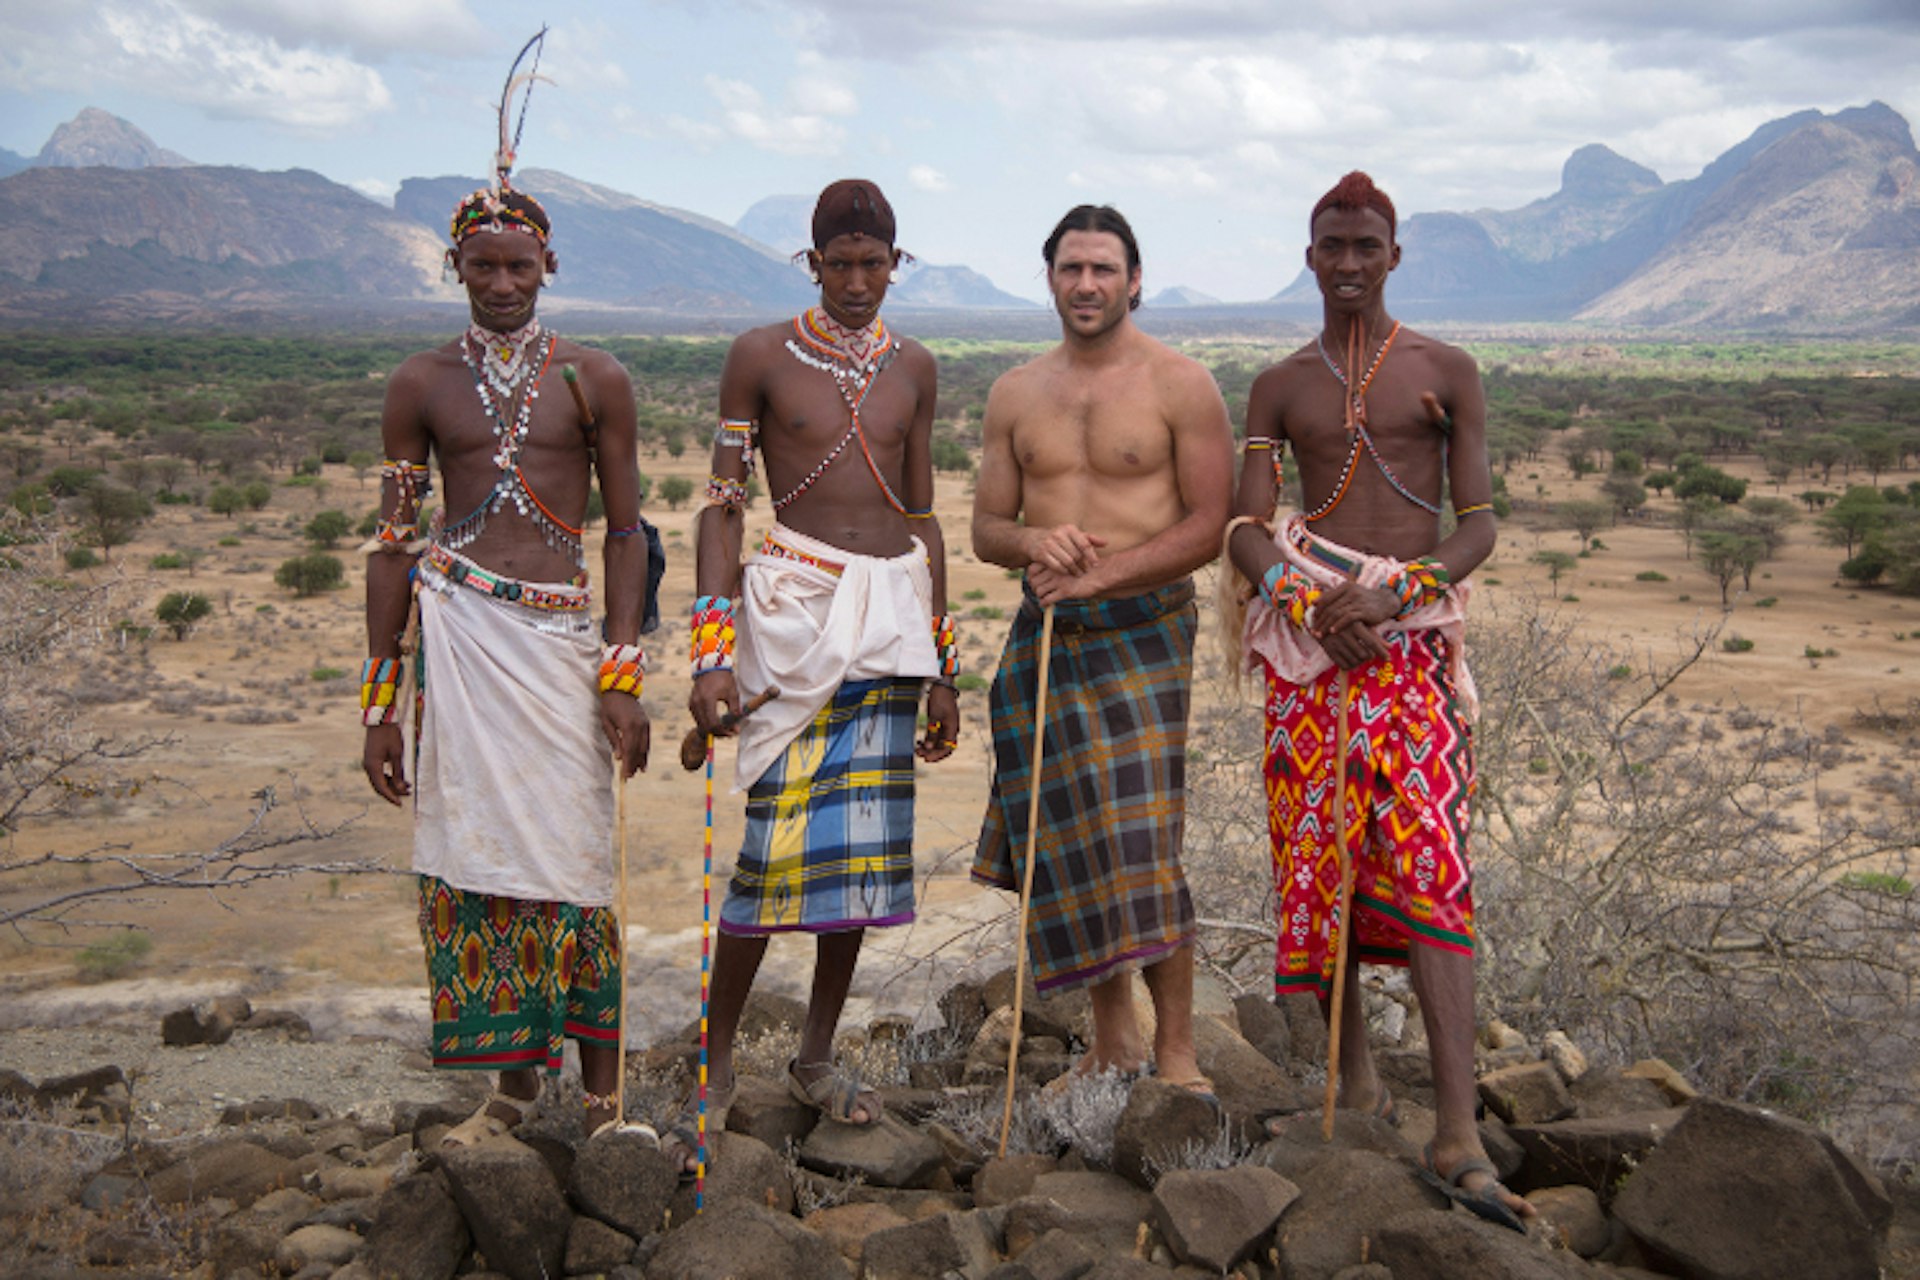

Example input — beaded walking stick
[616,764,629,1128]
[999,603,1057,1158]
[1322,671,1357,1142]
[696,738,715,1212]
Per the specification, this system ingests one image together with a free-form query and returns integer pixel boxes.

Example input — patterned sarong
[418,874,621,1072]
[1263,626,1476,1004]
[719,676,920,935]
[973,581,1198,992]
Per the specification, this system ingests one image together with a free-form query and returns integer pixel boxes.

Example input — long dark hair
[1042,205,1142,311]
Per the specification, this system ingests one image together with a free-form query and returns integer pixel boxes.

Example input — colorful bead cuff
[931,612,959,681]
[690,595,735,676]
[599,643,646,697]
[360,657,402,727]
[1260,562,1321,629]
[706,474,749,510]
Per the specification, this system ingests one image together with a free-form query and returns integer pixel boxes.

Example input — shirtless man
[971,205,1233,1094]
[675,179,957,1168]
[1226,170,1531,1229]
[364,178,650,1145]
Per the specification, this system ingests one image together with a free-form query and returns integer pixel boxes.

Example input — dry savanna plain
[2,329,1918,1149]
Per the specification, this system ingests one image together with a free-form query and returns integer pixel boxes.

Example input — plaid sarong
[973,581,1198,992]
[719,676,920,935]
[1263,627,1476,1005]
[418,874,621,1072]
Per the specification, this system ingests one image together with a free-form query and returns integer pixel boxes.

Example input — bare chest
[1013,374,1173,481]
[762,357,917,455]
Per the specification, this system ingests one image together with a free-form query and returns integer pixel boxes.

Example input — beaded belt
[759,531,845,577]
[423,543,590,612]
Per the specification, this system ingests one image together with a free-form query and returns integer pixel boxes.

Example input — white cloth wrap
[412,566,614,905]
[734,523,938,790]
[1242,514,1480,722]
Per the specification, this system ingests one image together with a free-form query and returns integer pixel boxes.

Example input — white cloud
[695,72,849,156]
[348,177,396,203]
[908,163,950,192]
[182,0,484,59]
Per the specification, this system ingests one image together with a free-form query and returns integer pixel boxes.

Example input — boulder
[1622,1057,1699,1105]
[1477,1060,1575,1126]
[1526,1184,1609,1257]
[161,998,240,1046]
[1507,1108,1686,1199]
[274,1223,364,1273]
[975,1154,1061,1208]
[1253,1107,1417,1184]
[1271,1149,1448,1280]
[1612,1097,1888,1280]
[645,1200,848,1280]
[675,990,807,1044]
[939,977,991,1042]
[1374,1206,1592,1278]
[1230,993,1293,1069]
[441,1136,573,1280]
[565,1215,637,1274]
[725,1073,818,1153]
[1567,1069,1672,1120]
[861,1209,1000,1280]
[1009,1227,1098,1280]
[1111,1077,1224,1187]
[666,1130,795,1222]
[1009,1170,1153,1254]
[570,1124,679,1239]
[219,1096,325,1124]
[1540,1031,1589,1084]
[801,1200,912,1266]
[983,964,1092,1045]
[1193,1014,1308,1126]
[206,1186,318,1275]
[145,1136,296,1207]
[1151,1166,1299,1271]
[82,1223,173,1269]
[34,1064,127,1110]
[237,1007,314,1040]
[361,1171,469,1280]
[797,1112,945,1188]
[1278,992,1331,1067]
[314,1164,395,1201]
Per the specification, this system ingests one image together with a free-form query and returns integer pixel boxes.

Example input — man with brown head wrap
[670,178,956,1170]
[1226,170,1530,1229]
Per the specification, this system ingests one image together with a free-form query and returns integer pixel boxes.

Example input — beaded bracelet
[691,595,735,676]
[1389,556,1452,617]
[599,643,646,697]
[714,418,757,474]
[1244,435,1285,491]
[1453,502,1493,518]
[706,474,749,510]
[931,612,959,682]
[1259,562,1321,629]
[360,657,402,727]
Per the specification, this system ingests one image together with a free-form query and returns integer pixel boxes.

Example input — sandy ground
[3,420,1916,1119]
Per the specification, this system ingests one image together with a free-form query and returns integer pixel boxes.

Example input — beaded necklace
[436,320,585,567]
[775,308,909,513]
[1303,317,1442,521]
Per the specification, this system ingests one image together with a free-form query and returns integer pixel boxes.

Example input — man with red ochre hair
[1225,171,1531,1230]
[674,179,957,1173]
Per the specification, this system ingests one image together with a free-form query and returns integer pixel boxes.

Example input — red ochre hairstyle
[1310,171,1397,239]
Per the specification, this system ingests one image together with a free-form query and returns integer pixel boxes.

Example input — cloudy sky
[2,1,1917,303]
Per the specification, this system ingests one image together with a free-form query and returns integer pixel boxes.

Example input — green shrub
[1635,570,1668,582]
[304,509,354,549]
[149,552,188,570]
[64,546,99,569]
[155,591,213,639]
[963,588,987,600]
[1607,664,1632,680]
[310,665,347,682]
[275,552,345,597]
[955,673,989,693]
[1755,597,1778,608]
[1722,635,1754,653]
[77,930,152,981]
[218,535,241,547]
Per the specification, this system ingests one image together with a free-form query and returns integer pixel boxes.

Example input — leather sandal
[441,1086,540,1148]
[786,1057,883,1125]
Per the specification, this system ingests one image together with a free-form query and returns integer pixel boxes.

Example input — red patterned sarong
[1262,626,1475,1003]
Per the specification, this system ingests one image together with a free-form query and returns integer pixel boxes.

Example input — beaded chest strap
[774,308,916,515]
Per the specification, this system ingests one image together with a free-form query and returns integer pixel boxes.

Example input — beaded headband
[448,28,554,247]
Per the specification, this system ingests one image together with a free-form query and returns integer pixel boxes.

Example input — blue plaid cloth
[973,581,1198,991]
[720,677,920,935]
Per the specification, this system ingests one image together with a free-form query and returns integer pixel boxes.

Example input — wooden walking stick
[616,764,630,1128]
[1322,671,1357,1141]
[695,736,716,1212]
[678,686,780,771]
[999,603,1057,1158]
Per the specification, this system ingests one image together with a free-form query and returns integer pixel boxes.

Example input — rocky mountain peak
[36,107,192,170]
[1558,144,1662,202]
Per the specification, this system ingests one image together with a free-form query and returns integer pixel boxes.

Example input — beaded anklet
[599,644,646,697]
[360,657,402,727]
[691,596,735,676]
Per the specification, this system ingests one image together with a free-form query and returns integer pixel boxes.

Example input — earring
[541,272,554,286]
[441,252,458,284]
[889,269,901,284]
[810,272,822,285]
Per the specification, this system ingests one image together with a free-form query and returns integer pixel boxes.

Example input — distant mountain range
[2,104,1917,329]
[1270,101,1920,329]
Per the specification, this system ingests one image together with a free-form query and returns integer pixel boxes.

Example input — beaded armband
[360,657,402,727]
[714,418,758,474]
[690,595,735,676]
[1386,556,1452,617]
[599,644,646,697]
[1260,562,1321,629]
[1244,435,1285,491]
[374,460,433,551]
[930,612,959,683]
[1453,502,1493,518]
[706,474,749,510]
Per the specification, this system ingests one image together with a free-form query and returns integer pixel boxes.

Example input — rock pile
[0,974,1904,1278]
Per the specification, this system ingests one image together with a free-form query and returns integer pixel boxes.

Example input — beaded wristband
[599,643,646,697]
[1453,502,1492,518]
[1390,556,1452,617]
[1259,562,1321,629]
[1244,435,1285,491]
[931,612,959,682]
[360,657,402,727]
[706,474,749,510]
[714,418,757,474]
[690,595,736,676]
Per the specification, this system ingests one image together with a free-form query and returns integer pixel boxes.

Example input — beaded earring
[889,269,900,284]
[442,250,459,284]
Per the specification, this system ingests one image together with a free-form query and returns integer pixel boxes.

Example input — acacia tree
[67,482,151,562]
